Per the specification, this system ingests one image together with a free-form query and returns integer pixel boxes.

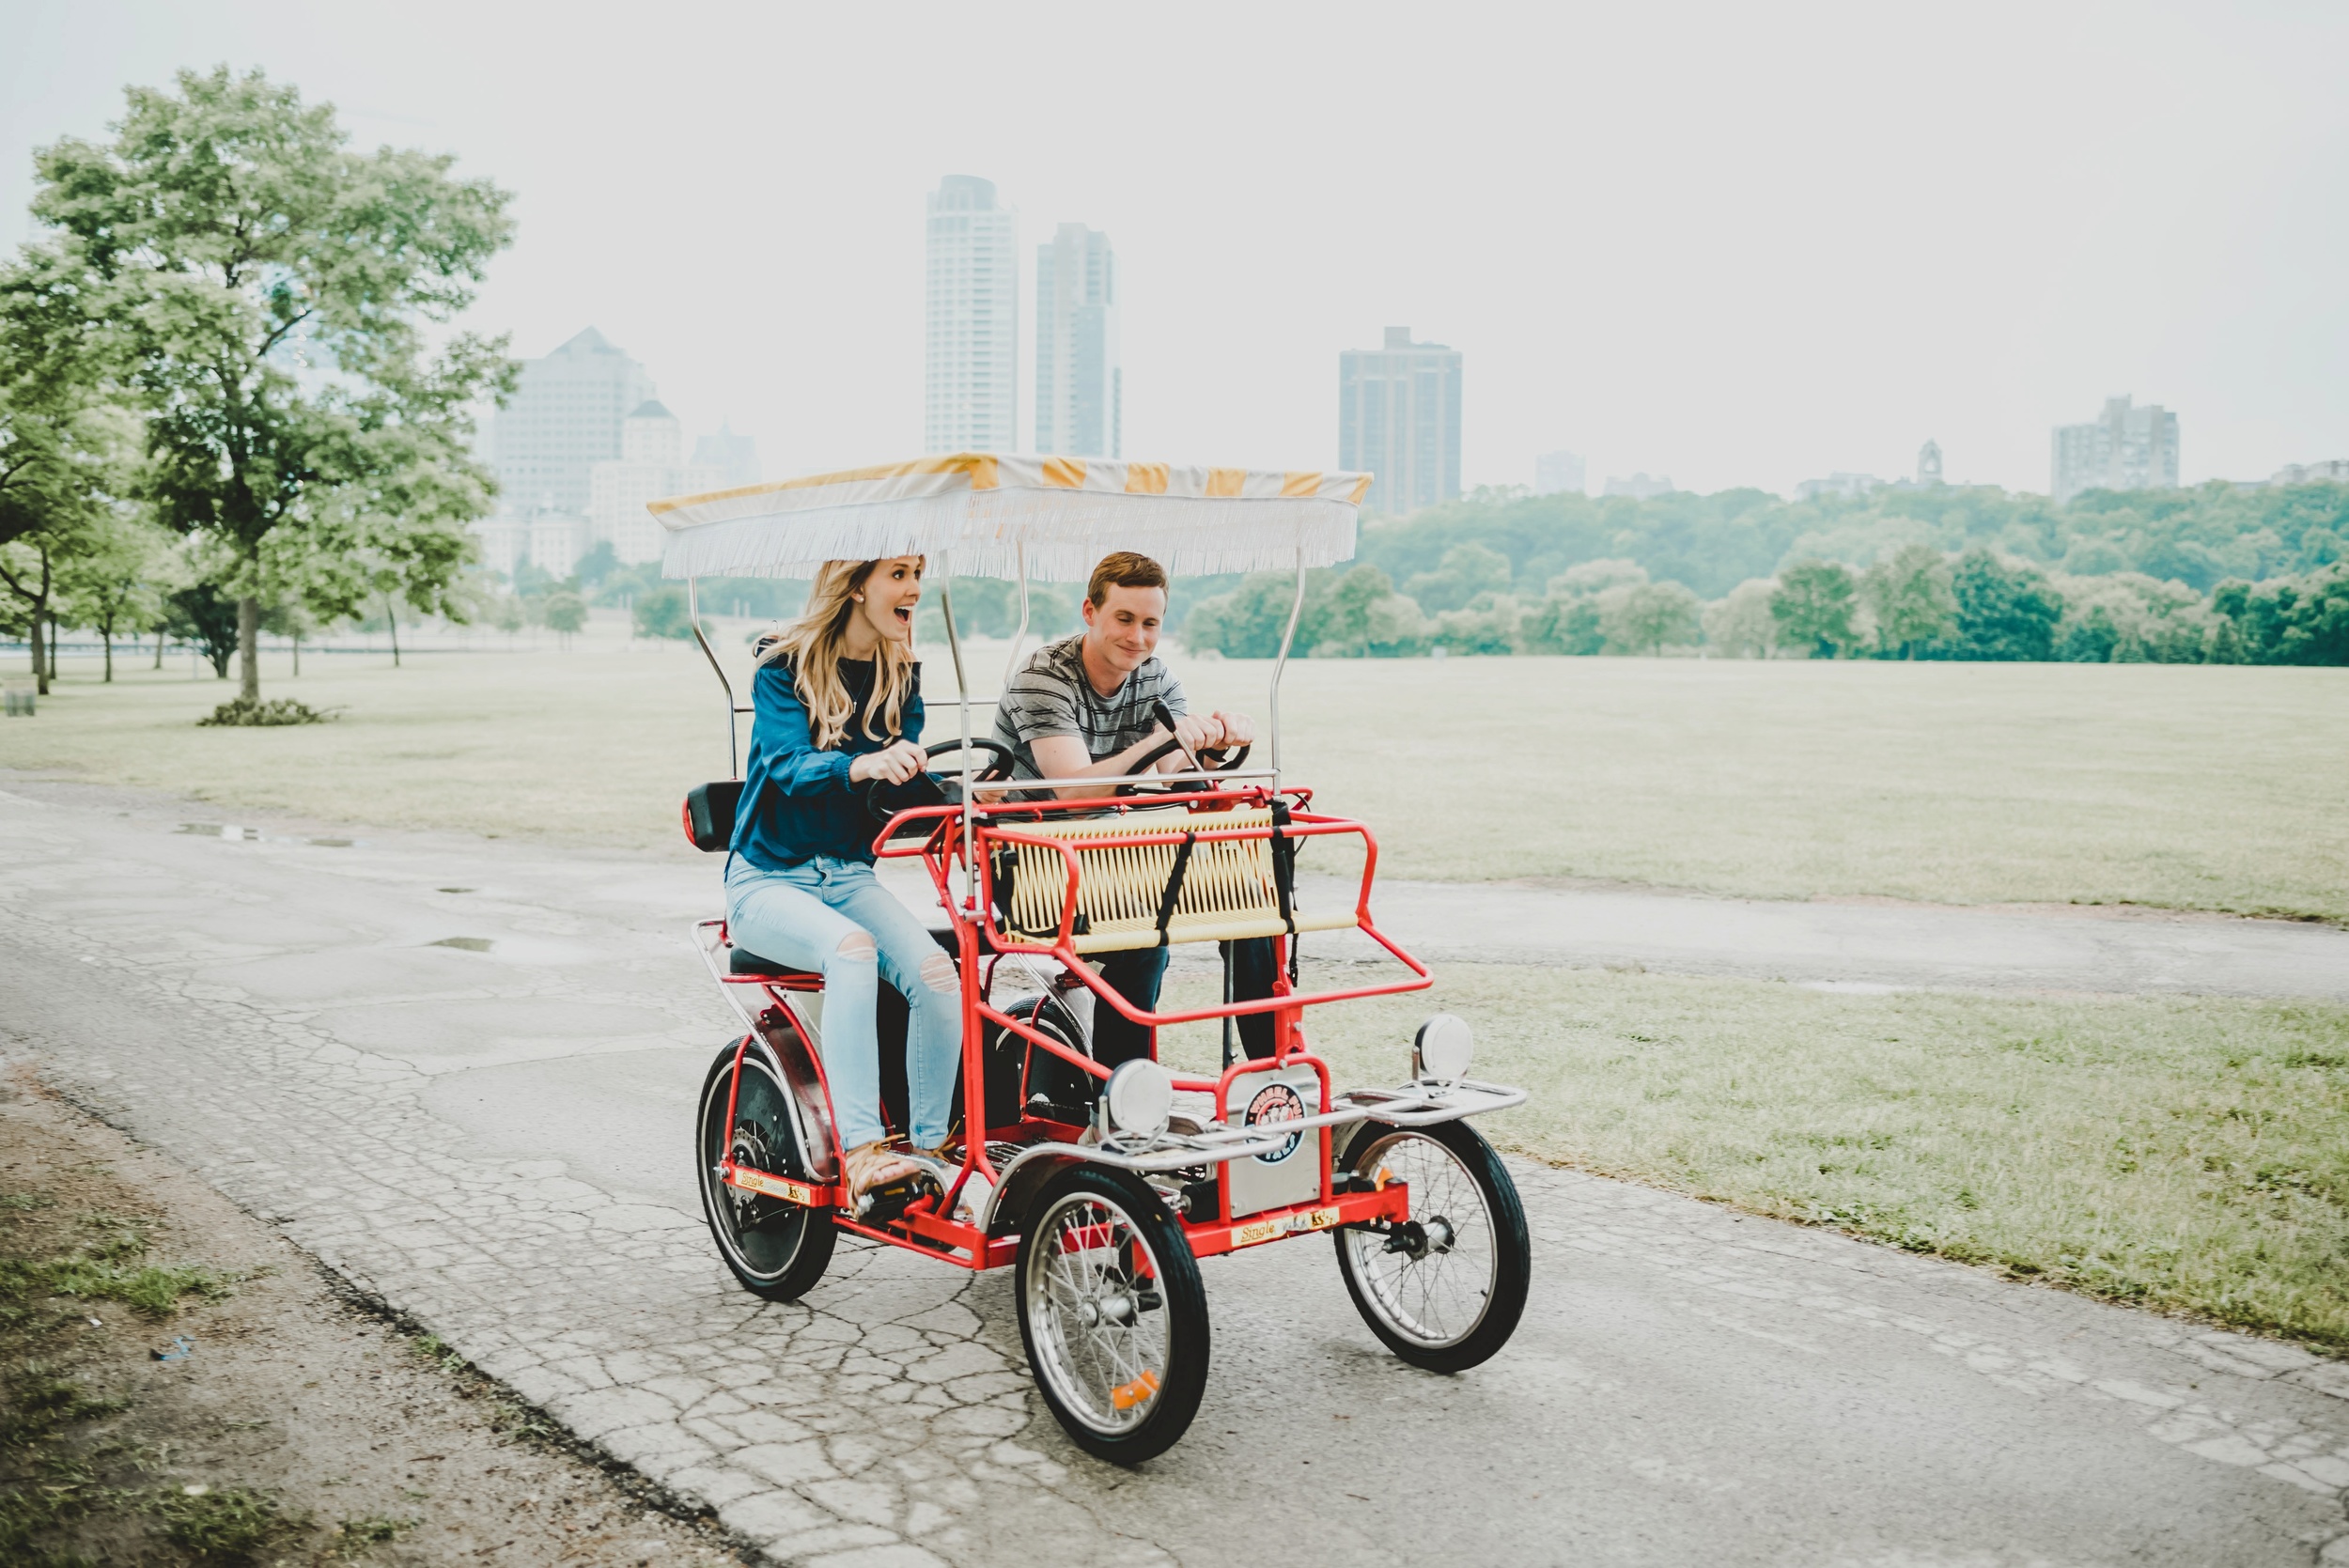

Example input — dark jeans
[1093,938,1280,1069]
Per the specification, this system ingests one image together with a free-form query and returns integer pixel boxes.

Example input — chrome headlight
[1413,1014,1474,1085]
[1103,1058,1174,1141]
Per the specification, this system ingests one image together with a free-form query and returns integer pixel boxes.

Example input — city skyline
[53,8,2331,495]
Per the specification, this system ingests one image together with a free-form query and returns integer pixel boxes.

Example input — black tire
[1015,1165,1209,1465]
[697,1040,836,1301]
[1333,1119,1530,1373]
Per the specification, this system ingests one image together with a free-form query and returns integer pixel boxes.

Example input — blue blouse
[729,656,924,870]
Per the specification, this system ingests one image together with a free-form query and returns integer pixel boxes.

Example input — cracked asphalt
[4,774,2348,1567]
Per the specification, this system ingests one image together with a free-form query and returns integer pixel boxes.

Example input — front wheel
[697,1040,836,1301]
[1334,1119,1530,1373]
[1015,1166,1208,1465]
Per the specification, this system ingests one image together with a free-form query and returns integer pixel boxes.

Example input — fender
[748,999,840,1186]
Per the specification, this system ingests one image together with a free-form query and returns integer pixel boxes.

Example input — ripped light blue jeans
[724,856,960,1149]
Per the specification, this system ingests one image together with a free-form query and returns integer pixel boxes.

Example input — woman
[725,556,957,1206]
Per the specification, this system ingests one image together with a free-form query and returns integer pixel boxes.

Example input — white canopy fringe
[654,454,1370,582]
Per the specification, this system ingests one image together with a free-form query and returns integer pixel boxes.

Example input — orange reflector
[1374,1166,1393,1190]
[1111,1369,1160,1411]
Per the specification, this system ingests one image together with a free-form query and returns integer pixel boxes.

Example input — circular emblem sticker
[1245,1081,1308,1164]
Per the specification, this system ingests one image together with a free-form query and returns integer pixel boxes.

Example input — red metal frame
[708,780,1434,1271]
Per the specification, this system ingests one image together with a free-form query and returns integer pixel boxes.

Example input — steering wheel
[863,737,1019,829]
[1118,732,1252,791]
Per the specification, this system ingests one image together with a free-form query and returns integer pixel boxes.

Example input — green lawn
[6,642,2344,920]
[1159,963,2349,1349]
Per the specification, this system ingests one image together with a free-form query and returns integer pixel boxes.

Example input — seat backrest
[682,780,744,853]
[990,806,1290,953]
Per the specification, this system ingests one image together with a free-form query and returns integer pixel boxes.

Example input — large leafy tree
[1769,559,1859,659]
[1862,542,1958,659]
[29,66,515,702]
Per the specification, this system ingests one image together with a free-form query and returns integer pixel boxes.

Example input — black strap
[1269,799,1298,935]
[1154,831,1198,946]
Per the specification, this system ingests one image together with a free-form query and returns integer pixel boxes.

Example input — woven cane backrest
[989,806,1355,954]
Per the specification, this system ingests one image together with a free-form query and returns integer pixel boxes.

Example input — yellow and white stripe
[653,454,1373,582]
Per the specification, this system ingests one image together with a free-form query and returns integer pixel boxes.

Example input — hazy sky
[5,1,2344,498]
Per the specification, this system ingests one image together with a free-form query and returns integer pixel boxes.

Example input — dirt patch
[0,1063,749,1567]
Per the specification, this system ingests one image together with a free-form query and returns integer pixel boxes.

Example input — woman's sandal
[844,1141,929,1222]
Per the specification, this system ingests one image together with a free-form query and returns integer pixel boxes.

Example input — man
[990,551,1279,1070]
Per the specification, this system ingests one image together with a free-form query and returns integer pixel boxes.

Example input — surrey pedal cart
[659,454,1532,1463]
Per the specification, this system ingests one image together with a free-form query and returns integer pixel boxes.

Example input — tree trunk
[386,598,400,668]
[153,626,164,669]
[237,596,261,702]
[31,615,46,696]
[101,624,113,683]
[291,629,300,677]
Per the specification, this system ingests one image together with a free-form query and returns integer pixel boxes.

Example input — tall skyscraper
[490,327,656,515]
[1534,450,1586,496]
[1338,327,1463,515]
[2051,396,2179,505]
[1034,224,1120,458]
[926,176,1019,454]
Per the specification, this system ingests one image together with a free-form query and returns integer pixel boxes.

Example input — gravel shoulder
[0,1063,748,1568]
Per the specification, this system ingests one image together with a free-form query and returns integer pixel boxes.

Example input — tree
[1519,593,1604,655]
[0,253,122,693]
[163,581,239,676]
[1938,549,2062,661]
[2211,564,2349,666]
[1183,570,1329,659]
[1402,542,1512,614]
[1703,579,1781,658]
[633,583,695,640]
[55,509,169,682]
[1862,543,1957,658]
[1308,564,1396,654]
[1769,559,1859,658]
[541,589,586,650]
[1433,592,1522,655]
[1597,581,1701,654]
[31,67,515,703]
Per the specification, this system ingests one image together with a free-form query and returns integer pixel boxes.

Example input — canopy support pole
[937,556,976,909]
[1268,546,1306,788]
[1002,541,1032,699]
[685,575,742,778]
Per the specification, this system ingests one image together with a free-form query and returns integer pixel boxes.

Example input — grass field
[1157,963,2349,1349]
[5,636,2344,919]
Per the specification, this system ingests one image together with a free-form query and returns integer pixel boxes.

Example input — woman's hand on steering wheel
[863,738,1020,828]
[849,738,928,787]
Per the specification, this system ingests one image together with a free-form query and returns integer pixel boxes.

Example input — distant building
[471,514,529,582]
[1534,450,1586,496]
[2052,396,2179,505]
[1603,473,1675,500]
[1034,224,1119,458]
[1918,440,1943,486]
[692,422,761,489]
[490,327,656,517]
[527,507,591,580]
[926,176,1019,454]
[1795,473,1883,502]
[2268,459,2349,486]
[1339,327,1463,514]
[589,401,723,566]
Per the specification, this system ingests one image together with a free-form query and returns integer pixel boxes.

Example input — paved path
[4,778,2349,1568]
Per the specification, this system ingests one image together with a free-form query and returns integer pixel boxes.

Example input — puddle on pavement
[437,887,475,894]
[427,937,495,953]
[177,823,361,847]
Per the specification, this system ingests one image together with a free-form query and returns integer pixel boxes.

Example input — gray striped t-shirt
[990,634,1187,787]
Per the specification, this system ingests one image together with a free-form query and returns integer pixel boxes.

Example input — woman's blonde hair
[759,558,921,750]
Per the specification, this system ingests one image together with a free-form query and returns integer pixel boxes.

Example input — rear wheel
[1015,1166,1208,1465]
[1334,1120,1530,1373]
[697,1041,835,1301]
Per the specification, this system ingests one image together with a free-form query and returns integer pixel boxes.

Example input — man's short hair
[1086,551,1169,609]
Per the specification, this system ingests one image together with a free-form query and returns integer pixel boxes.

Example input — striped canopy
[654,453,1371,582]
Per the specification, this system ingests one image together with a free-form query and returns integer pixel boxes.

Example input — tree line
[1184,485,2349,665]
[0,68,512,716]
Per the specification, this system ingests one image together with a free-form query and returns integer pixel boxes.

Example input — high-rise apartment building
[1534,450,1586,496]
[926,176,1019,454]
[1338,327,1462,515]
[2051,396,2179,505]
[490,327,656,516]
[1034,224,1120,458]
[590,401,724,566]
